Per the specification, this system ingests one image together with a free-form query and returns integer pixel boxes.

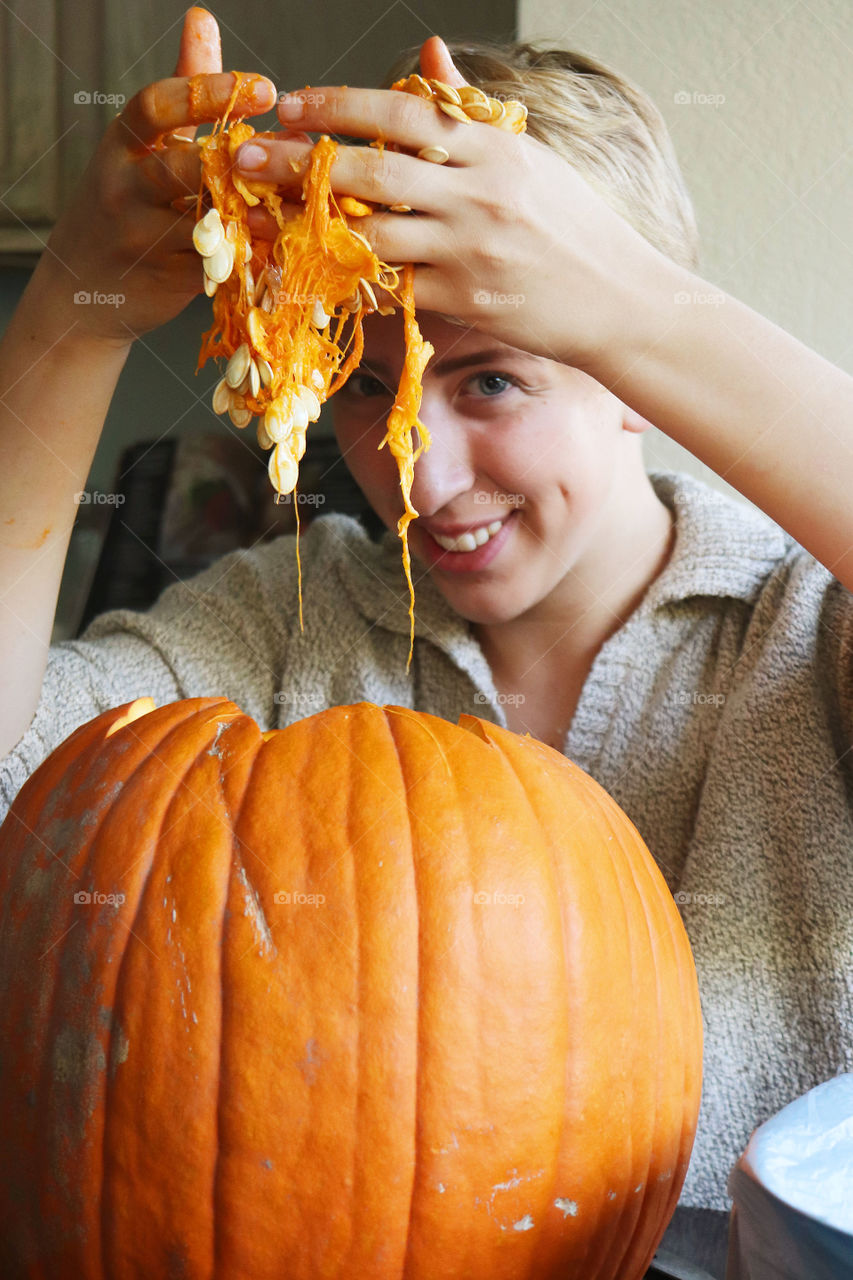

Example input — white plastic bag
[725,1073,853,1279]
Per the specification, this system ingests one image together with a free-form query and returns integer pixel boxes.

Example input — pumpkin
[0,697,702,1279]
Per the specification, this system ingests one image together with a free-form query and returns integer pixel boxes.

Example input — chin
[429,580,533,628]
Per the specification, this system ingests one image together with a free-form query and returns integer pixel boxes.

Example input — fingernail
[249,78,276,109]
[278,93,305,120]
[237,143,267,170]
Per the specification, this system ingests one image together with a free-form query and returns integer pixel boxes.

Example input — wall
[518,0,853,503]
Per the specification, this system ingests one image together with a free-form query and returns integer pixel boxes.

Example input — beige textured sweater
[2,469,851,1211]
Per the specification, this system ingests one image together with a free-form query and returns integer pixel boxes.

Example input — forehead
[357,310,554,377]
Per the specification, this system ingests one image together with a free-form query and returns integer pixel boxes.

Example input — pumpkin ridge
[477,731,594,1280]
[578,780,652,1280]
[0,702,207,1270]
[210,715,268,1278]
[581,778,694,1280]
[42,707,230,1274]
[100,708,243,1273]
[374,705,421,1277]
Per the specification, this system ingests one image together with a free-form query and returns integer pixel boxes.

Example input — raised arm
[0,8,275,759]
[241,41,853,593]
[584,260,853,596]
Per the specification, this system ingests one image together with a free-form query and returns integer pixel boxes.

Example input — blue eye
[470,372,517,396]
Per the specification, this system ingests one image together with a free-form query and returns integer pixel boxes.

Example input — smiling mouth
[430,519,506,554]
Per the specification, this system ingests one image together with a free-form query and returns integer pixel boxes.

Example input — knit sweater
[2,469,851,1212]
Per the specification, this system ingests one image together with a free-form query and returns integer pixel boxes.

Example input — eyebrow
[361,348,541,379]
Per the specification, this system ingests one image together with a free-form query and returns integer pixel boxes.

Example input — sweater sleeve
[0,536,298,825]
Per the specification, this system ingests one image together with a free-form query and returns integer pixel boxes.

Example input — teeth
[433,518,505,553]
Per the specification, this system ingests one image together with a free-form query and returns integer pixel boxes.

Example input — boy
[0,7,850,1212]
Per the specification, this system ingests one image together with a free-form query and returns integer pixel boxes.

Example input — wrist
[574,246,701,389]
[23,253,135,356]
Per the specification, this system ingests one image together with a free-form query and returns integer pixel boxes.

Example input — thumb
[171,7,222,140]
[418,35,468,90]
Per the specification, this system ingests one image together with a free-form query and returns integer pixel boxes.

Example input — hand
[40,7,276,345]
[232,36,671,370]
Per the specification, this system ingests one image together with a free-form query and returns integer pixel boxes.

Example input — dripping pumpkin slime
[192,72,528,663]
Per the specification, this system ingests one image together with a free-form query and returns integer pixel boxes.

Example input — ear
[622,403,655,434]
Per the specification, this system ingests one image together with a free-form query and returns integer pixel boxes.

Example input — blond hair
[381,41,700,271]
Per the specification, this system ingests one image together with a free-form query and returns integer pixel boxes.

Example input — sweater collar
[641,470,791,610]
[335,469,792,640]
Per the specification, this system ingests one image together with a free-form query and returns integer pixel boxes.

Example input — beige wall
[519,0,853,504]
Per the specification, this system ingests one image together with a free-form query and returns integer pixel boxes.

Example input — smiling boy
[332,311,675,750]
[0,7,851,1215]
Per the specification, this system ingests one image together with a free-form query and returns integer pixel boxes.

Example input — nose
[408,404,476,518]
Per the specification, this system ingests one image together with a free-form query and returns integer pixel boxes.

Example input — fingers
[418,36,468,89]
[135,136,204,205]
[274,86,482,160]
[171,6,222,142]
[119,71,276,154]
[234,135,456,214]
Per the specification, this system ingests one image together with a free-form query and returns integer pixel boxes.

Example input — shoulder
[650,470,853,726]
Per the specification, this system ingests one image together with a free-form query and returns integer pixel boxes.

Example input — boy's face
[330,311,650,627]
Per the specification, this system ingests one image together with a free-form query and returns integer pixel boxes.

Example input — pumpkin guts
[191,71,528,664]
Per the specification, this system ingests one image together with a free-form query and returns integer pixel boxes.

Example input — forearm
[591,258,853,593]
[0,259,132,757]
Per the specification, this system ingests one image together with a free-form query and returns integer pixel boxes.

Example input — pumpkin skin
[0,697,702,1279]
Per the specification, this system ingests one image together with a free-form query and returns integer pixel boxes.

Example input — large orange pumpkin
[0,697,702,1279]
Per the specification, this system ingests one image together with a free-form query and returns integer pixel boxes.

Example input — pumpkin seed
[211,376,231,415]
[428,79,463,107]
[296,384,322,421]
[264,395,294,443]
[417,145,450,164]
[268,442,298,495]
[437,100,472,124]
[311,298,330,328]
[462,101,492,122]
[203,239,235,284]
[192,207,224,257]
[228,394,252,428]
[225,343,251,389]
[359,278,378,311]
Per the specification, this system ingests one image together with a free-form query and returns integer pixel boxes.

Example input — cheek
[495,414,614,523]
[333,416,400,514]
